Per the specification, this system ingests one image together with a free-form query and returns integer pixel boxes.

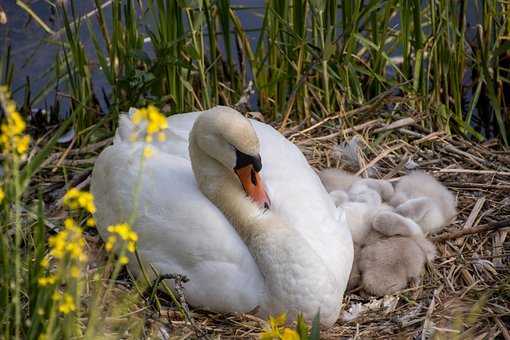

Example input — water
[0,1,500,138]
[0,0,264,113]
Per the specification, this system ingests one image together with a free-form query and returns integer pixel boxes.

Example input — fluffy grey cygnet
[357,235,436,296]
[319,168,394,203]
[319,169,455,296]
[390,171,457,234]
[349,208,436,295]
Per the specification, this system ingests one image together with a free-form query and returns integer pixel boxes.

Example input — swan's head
[189,106,271,209]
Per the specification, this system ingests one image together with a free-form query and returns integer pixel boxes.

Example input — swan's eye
[234,149,262,172]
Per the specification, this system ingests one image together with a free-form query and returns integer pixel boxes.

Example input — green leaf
[309,311,320,340]
[295,314,310,340]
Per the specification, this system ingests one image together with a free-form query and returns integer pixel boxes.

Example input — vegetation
[0,86,151,338]
[3,0,510,143]
[0,0,509,338]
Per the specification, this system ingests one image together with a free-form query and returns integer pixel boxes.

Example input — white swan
[91,106,353,326]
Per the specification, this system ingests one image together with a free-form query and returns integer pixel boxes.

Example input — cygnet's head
[358,236,436,296]
[189,106,271,209]
[391,171,457,222]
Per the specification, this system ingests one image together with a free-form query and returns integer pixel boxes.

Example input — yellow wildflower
[146,106,168,134]
[131,105,168,145]
[14,135,30,154]
[70,266,80,278]
[38,275,57,287]
[78,192,96,213]
[63,188,96,213]
[105,235,116,252]
[0,87,30,157]
[107,223,138,242]
[261,314,286,339]
[143,145,154,158]
[131,109,144,125]
[51,291,62,301]
[158,132,166,142]
[281,329,300,340]
[0,187,4,202]
[58,293,76,314]
[49,230,68,259]
[86,217,96,227]
[48,218,87,262]
[64,217,76,229]
[66,240,86,261]
[119,255,129,265]
[1,110,26,135]
[40,256,49,268]
[106,223,137,254]
[63,188,80,209]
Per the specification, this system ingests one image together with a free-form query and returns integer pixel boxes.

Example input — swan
[91,106,353,326]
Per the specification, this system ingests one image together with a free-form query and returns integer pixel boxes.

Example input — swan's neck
[189,139,276,243]
[189,137,340,323]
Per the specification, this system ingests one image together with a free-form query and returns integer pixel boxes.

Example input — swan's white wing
[91,140,265,312]
[95,109,352,319]
[252,120,353,292]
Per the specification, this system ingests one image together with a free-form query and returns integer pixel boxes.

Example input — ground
[36,108,510,339]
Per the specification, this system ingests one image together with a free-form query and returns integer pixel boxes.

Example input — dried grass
[33,104,509,339]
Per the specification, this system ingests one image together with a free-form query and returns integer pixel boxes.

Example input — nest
[34,105,510,339]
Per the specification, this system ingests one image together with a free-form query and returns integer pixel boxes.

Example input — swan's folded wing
[91,141,265,312]
[251,120,353,291]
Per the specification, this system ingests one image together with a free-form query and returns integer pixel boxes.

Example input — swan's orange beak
[235,165,271,209]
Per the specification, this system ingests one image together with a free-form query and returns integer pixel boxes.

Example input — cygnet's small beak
[234,164,271,210]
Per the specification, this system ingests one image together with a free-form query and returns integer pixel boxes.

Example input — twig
[53,137,77,172]
[289,115,340,139]
[444,182,510,190]
[150,274,210,340]
[434,169,510,176]
[374,117,415,133]
[312,119,382,141]
[432,219,510,241]
[465,199,488,225]
[16,1,55,34]
[355,144,405,176]
[421,287,440,340]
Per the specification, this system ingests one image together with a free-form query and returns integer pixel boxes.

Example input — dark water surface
[0,0,263,113]
[0,1,493,136]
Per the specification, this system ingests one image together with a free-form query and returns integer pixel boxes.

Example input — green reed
[13,0,510,142]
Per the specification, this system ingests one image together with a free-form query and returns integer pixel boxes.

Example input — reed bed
[0,0,509,338]
[3,0,510,142]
